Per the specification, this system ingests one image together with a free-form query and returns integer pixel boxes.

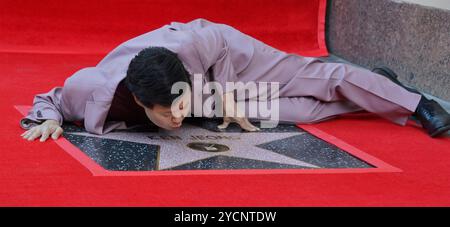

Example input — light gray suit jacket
[21,18,265,134]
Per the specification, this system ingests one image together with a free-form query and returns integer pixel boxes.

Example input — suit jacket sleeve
[20,87,65,130]
[192,25,239,93]
[20,67,98,130]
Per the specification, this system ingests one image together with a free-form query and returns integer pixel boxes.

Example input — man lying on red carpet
[20,18,450,142]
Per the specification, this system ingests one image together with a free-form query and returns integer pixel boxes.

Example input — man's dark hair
[125,46,191,108]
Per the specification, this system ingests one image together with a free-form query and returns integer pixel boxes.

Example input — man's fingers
[218,116,261,132]
[21,120,62,142]
[236,118,260,132]
[40,129,51,142]
[27,129,42,141]
[22,128,36,140]
[21,130,29,137]
[242,119,260,132]
[217,122,230,130]
[21,129,34,138]
[217,117,231,130]
[51,127,63,140]
[240,122,257,132]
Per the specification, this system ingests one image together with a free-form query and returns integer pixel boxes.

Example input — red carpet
[2,0,450,206]
[0,0,328,56]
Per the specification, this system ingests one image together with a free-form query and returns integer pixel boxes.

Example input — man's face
[133,91,191,130]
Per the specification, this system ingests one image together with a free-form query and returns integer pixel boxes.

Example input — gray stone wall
[326,0,450,101]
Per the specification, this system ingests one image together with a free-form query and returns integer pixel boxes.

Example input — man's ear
[133,95,144,107]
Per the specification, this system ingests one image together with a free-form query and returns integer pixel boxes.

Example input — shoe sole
[430,124,450,138]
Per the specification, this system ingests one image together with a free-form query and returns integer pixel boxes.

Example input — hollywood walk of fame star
[67,124,320,170]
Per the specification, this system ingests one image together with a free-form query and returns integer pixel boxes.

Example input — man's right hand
[217,92,260,132]
[21,119,64,142]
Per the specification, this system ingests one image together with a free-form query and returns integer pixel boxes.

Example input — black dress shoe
[414,96,450,137]
[372,66,422,95]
